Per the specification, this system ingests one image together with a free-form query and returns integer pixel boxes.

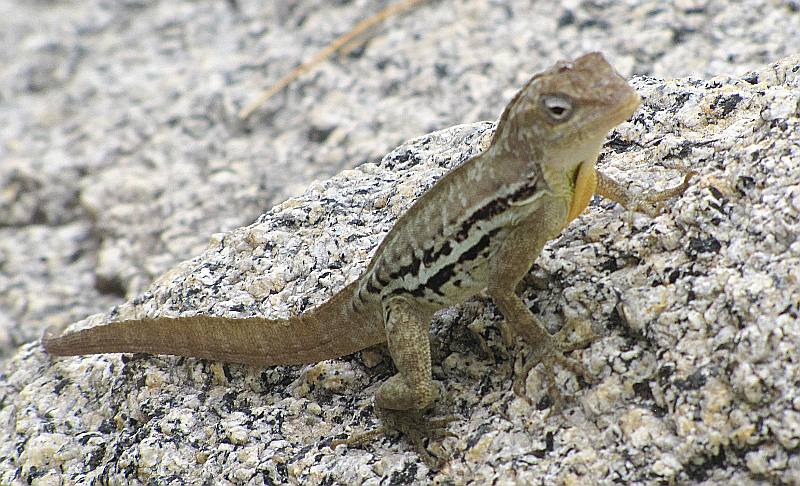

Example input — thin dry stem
[238,0,430,120]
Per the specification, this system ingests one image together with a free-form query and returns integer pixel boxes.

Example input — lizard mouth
[572,90,641,139]
[606,91,642,127]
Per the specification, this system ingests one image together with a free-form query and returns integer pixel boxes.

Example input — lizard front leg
[487,210,594,411]
[596,168,695,216]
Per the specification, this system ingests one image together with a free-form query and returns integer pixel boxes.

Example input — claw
[634,169,697,216]
[331,427,386,448]
[512,328,596,412]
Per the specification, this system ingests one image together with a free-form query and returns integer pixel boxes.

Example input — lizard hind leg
[332,297,457,467]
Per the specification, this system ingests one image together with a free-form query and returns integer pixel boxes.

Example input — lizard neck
[538,148,600,227]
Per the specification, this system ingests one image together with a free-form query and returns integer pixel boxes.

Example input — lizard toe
[377,407,456,468]
[332,407,457,469]
[513,333,595,410]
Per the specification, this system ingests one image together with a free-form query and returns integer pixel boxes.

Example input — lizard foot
[332,408,458,468]
[628,169,697,217]
[513,318,596,413]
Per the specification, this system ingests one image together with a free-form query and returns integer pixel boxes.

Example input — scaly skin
[43,52,693,466]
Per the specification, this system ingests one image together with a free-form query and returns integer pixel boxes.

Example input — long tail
[42,281,385,366]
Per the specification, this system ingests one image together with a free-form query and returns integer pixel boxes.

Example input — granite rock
[1,53,799,484]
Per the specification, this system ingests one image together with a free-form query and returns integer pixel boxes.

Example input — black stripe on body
[389,254,422,281]
[455,178,539,242]
[374,271,390,287]
[406,227,502,299]
[377,177,540,303]
[422,241,452,266]
[366,280,380,294]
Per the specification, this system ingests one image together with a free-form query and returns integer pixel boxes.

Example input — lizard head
[493,52,641,163]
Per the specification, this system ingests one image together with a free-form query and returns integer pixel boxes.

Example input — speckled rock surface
[2,54,799,484]
[1,0,799,357]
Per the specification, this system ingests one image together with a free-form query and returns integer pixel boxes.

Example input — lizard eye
[541,95,573,121]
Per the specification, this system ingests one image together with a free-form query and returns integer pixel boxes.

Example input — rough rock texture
[2,54,800,484]
[2,0,800,357]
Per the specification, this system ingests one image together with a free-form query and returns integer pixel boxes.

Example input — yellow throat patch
[567,160,597,223]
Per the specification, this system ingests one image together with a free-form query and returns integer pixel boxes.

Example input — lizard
[43,52,693,464]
